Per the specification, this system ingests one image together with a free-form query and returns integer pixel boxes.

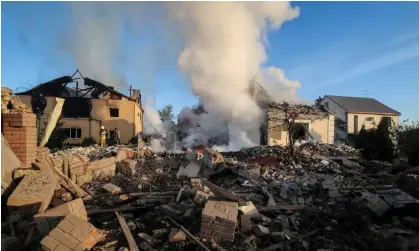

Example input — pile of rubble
[1,87,32,114]
[2,141,419,251]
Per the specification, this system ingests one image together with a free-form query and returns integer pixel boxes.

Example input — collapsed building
[177,80,335,149]
[14,71,144,145]
[260,103,335,146]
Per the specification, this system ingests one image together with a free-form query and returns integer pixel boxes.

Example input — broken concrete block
[34,198,88,237]
[238,201,261,218]
[354,191,389,218]
[7,172,56,216]
[169,228,187,242]
[201,200,238,242]
[139,242,158,251]
[342,159,358,168]
[138,232,158,246]
[186,151,197,161]
[176,160,201,178]
[202,200,238,227]
[253,224,270,236]
[183,208,195,219]
[40,213,104,251]
[160,205,182,218]
[402,216,419,230]
[13,169,40,180]
[240,214,252,233]
[102,183,122,194]
[271,231,285,242]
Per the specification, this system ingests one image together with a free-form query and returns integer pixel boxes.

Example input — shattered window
[110,108,119,117]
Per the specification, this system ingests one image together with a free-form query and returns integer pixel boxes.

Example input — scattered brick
[253,224,270,236]
[40,213,104,251]
[169,228,187,242]
[102,183,122,194]
[201,200,238,242]
[34,198,88,237]
[240,214,252,233]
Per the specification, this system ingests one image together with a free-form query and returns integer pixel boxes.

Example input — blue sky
[2,2,419,120]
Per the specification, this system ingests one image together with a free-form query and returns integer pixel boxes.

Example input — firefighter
[100,126,107,148]
[114,128,121,145]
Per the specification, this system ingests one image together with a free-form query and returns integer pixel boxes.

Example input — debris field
[2,138,419,251]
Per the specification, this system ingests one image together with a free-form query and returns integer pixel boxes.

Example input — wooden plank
[200,179,245,204]
[115,211,139,251]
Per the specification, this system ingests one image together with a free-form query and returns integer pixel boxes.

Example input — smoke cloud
[167,2,300,151]
[11,2,302,152]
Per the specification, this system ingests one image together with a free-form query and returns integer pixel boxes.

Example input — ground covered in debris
[2,142,419,251]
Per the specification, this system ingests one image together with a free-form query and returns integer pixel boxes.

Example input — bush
[82,137,97,146]
[130,136,138,145]
[44,120,67,151]
[390,120,419,165]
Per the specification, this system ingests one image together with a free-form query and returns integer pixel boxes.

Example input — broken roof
[267,103,331,124]
[325,95,401,115]
[15,72,135,102]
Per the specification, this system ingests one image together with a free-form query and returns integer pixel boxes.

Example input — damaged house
[260,103,335,146]
[251,80,335,146]
[319,95,401,142]
[15,71,144,145]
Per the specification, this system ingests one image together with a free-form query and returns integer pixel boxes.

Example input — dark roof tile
[325,95,400,115]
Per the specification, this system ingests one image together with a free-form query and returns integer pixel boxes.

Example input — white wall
[321,97,347,122]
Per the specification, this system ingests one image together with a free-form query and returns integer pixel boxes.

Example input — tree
[354,118,394,162]
[374,117,394,162]
[390,120,419,165]
[158,105,174,122]
[276,102,299,157]
[355,125,376,160]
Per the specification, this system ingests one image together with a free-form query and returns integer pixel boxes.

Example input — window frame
[109,108,119,118]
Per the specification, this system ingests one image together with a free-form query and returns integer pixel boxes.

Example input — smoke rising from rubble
[167,2,300,151]
[14,2,302,151]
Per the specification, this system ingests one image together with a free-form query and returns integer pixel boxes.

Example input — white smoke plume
[167,2,300,151]
[12,2,302,152]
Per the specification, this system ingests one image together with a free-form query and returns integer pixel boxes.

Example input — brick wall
[2,113,37,167]
[40,213,103,251]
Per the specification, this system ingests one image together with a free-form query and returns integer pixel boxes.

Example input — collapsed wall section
[2,113,38,167]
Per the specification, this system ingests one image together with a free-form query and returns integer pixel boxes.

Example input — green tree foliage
[354,118,394,161]
[355,125,376,160]
[82,137,97,146]
[374,117,394,162]
[158,105,174,122]
[390,120,419,166]
[44,118,67,151]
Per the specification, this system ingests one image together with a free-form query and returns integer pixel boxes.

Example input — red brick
[54,244,72,251]
[49,227,79,249]
[201,234,221,242]
[34,199,87,237]
[10,122,24,127]
[40,235,59,250]
[57,220,75,233]
[73,243,87,251]
[4,134,20,141]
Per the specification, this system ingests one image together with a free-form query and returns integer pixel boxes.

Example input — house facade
[320,95,401,141]
[261,103,335,146]
[16,72,143,145]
